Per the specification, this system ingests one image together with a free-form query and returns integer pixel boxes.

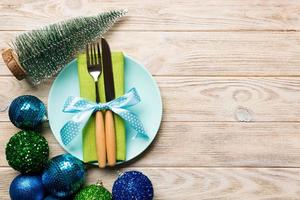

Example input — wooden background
[1,0,300,199]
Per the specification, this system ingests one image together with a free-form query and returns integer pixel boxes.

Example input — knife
[101,37,116,166]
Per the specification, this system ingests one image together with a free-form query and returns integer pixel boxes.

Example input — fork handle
[95,111,106,168]
[105,110,116,166]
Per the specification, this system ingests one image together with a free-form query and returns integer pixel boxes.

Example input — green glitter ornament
[74,182,112,200]
[6,130,49,173]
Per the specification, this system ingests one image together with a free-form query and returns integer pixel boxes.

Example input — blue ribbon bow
[60,88,148,145]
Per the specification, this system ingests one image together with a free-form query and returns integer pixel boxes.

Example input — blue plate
[48,55,162,163]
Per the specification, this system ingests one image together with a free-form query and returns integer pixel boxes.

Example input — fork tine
[94,43,96,65]
[90,43,94,65]
[90,43,93,65]
[93,43,97,65]
[97,42,102,70]
[86,44,90,67]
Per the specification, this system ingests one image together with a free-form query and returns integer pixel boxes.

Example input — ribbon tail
[112,107,149,139]
[60,109,95,145]
[60,120,82,145]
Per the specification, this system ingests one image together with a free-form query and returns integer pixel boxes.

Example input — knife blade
[101,37,116,166]
[102,38,115,101]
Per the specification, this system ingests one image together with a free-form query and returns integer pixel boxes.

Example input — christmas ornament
[2,10,127,85]
[44,195,66,200]
[42,154,86,198]
[9,174,45,200]
[9,95,47,130]
[112,171,154,200]
[74,182,112,200]
[6,130,49,173]
[44,196,64,200]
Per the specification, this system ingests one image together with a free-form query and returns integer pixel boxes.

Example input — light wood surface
[2,0,300,31]
[0,77,299,122]
[1,0,300,199]
[1,167,300,199]
[2,31,300,76]
[2,122,300,167]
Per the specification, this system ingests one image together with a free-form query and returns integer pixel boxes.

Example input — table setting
[2,1,298,199]
[2,9,161,200]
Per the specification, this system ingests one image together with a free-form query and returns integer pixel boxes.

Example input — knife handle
[95,111,106,168]
[105,110,116,166]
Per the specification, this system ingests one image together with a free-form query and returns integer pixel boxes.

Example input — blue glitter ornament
[44,197,57,200]
[9,95,47,130]
[112,171,154,200]
[42,154,85,198]
[9,174,45,200]
[44,196,64,200]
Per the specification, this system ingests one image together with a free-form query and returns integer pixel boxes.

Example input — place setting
[2,10,161,200]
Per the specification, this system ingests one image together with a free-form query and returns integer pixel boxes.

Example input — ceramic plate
[48,55,162,163]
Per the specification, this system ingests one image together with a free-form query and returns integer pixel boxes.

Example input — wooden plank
[1,122,300,167]
[1,167,300,199]
[1,0,300,31]
[2,31,300,76]
[159,77,300,122]
[0,77,299,122]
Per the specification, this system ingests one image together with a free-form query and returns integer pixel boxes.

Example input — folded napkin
[77,52,126,163]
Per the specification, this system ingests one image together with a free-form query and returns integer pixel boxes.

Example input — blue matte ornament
[112,171,154,200]
[42,154,85,198]
[9,95,47,130]
[9,174,45,200]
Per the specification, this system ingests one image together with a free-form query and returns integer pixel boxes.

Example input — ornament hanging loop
[117,170,124,177]
[96,180,103,187]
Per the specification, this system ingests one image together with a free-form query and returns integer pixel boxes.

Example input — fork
[86,42,106,168]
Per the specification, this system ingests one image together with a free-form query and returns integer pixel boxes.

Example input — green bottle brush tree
[1,9,127,85]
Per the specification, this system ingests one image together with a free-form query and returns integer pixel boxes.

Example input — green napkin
[77,52,126,163]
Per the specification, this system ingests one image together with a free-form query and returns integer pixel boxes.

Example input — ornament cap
[96,180,103,187]
[1,48,26,80]
[117,170,124,177]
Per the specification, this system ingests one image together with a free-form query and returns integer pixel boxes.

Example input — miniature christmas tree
[2,9,127,85]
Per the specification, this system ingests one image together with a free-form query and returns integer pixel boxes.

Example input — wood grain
[2,31,300,76]
[1,1,300,199]
[1,167,300,200]
[2,122,300,167]
[159,77,300,122]
[1,0,300,31]
[0,77,299,122]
